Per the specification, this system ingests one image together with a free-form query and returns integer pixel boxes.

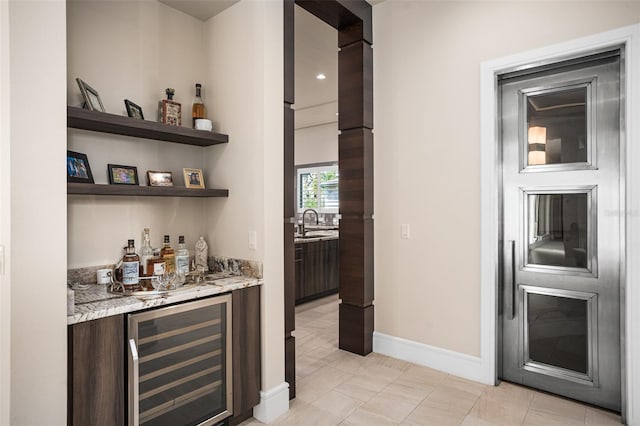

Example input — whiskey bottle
[139,228,153,276]
[191,83,206,127]
[175,235,190,276]
[147,248,166,276]
[122,239,140,290]
[160,235,176,273]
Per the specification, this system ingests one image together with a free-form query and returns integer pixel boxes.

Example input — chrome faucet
[301,208,319,236]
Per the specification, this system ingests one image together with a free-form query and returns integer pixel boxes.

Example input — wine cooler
[128,295,232,426]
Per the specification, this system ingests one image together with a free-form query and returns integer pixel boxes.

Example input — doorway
[498,50,622,411]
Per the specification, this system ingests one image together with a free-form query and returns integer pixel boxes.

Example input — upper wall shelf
[68,183,229,198]
[67,106,229,147]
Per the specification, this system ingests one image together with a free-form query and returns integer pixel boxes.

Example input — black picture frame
[67,150,94,184]
[124,99,144,120]
[76,78,105,112]
[108,164,139,185]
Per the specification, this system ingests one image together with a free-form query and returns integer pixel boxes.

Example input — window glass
[296,164,339,213]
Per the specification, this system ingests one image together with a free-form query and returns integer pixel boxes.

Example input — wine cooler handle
[129,338,139,426]
[505,240,516,320]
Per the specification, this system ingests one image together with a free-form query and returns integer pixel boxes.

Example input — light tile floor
[242,294,621,425]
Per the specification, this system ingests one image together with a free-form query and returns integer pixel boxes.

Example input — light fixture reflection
[316,73,326,80]
[528,126,547,165]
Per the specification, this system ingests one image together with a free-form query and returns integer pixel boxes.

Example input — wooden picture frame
[147,170,174,187]
[76,78,105,112]
[67,150,94,184]
[108,164,139,185]
[183,168,205,189]
[124,99,144,120]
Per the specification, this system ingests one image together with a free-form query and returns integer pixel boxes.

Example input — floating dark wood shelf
[68,183,229,198]
[67,106,228,147]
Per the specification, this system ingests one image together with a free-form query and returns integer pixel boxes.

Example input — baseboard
[252,382,289,423]
[373,331,490,384]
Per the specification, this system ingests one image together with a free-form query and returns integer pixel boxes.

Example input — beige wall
[204,0,285,392]
[9,0,68,423]
[373,1,640,357]
[295,122,338,165]
[67,1,209,266]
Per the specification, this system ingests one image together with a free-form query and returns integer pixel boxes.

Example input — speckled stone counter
[68,275,262,325]
[294,230,339,244]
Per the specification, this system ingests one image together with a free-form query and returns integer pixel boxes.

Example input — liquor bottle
[191,83,206,128]
[175,235,190,276]
[159,88,182,126]
[122,239,140,290]
[147,248,166,276]
[139,228,153,276]
[160,235,176,273]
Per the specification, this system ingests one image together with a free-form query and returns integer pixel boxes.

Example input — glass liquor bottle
[175,235,190,276]
[122,239,140,290]
[147,248,166,276]
[139,228,153,276]
[159,88,182,126]
[191,83,206,128]
[161,235,176,273]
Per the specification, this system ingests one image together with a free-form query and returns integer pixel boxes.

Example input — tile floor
[242,294,621,425]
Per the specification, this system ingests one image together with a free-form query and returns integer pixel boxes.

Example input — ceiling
[158,0,239,21]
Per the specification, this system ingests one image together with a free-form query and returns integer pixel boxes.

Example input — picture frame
[183,168,205,189]
[76,78,105,112]
[108,164,139,185]
[147,170,174,187]
[124,99,144,120]
[67,150,94,184]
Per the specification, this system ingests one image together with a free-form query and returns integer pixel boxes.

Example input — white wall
[294,122,338,165]
[0,1,10,423]
[373,1,640,357]
[67,1,209,266]
[204,0,285,397]
[9,0,67,424]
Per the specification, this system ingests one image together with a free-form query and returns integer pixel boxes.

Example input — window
[296,163,339,213]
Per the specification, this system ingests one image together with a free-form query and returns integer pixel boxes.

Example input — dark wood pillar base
[285,335,296,399]
[339,303,373,355]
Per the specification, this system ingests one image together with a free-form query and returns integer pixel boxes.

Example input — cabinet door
[326,239,339,291]
[68,315,124,426]
[230,286,261,425]
[295,245,304,301]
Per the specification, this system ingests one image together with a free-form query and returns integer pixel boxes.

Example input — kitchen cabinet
[295,238,339,304]
[68,314,125,426]
[68,286,261,426]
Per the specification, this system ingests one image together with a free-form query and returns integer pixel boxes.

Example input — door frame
[480,24,640,423]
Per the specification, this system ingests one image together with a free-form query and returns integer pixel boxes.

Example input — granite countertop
[68,274,262,325]
[294,230,339,243]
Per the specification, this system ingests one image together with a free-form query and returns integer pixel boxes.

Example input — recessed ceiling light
[316,73,326,80]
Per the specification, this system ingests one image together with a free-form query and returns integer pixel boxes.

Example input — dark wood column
[283,0,297,400]
[338,30,374,354]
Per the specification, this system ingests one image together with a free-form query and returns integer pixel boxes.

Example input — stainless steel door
[499,51,622,411]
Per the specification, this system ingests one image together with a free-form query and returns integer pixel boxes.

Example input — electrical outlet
[401,224,410,239]
[248,231,257,250]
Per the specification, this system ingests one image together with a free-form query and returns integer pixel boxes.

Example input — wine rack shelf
[68,183,229,198]
[67,106,228,147]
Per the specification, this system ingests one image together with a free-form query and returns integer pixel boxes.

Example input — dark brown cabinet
[295,238,339,304]
[68,287,262,426]
[68,314,125,426]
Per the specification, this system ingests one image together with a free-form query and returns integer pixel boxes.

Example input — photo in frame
[76,78,105,112]
[183,168,205,189]
[108,164,139,185]
[124,99,144,120]
[147,170,174,187]
[67,150,94,184]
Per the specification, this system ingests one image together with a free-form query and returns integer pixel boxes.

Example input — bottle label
[123,261,139,285]
[176,256,189,275]
[153,262,166,276]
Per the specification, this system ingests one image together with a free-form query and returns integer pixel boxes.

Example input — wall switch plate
[248,231,257,250]
[401,224,410,239]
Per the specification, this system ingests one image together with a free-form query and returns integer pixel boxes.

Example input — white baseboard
[252,382,289,423]
[373,331,491,384]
